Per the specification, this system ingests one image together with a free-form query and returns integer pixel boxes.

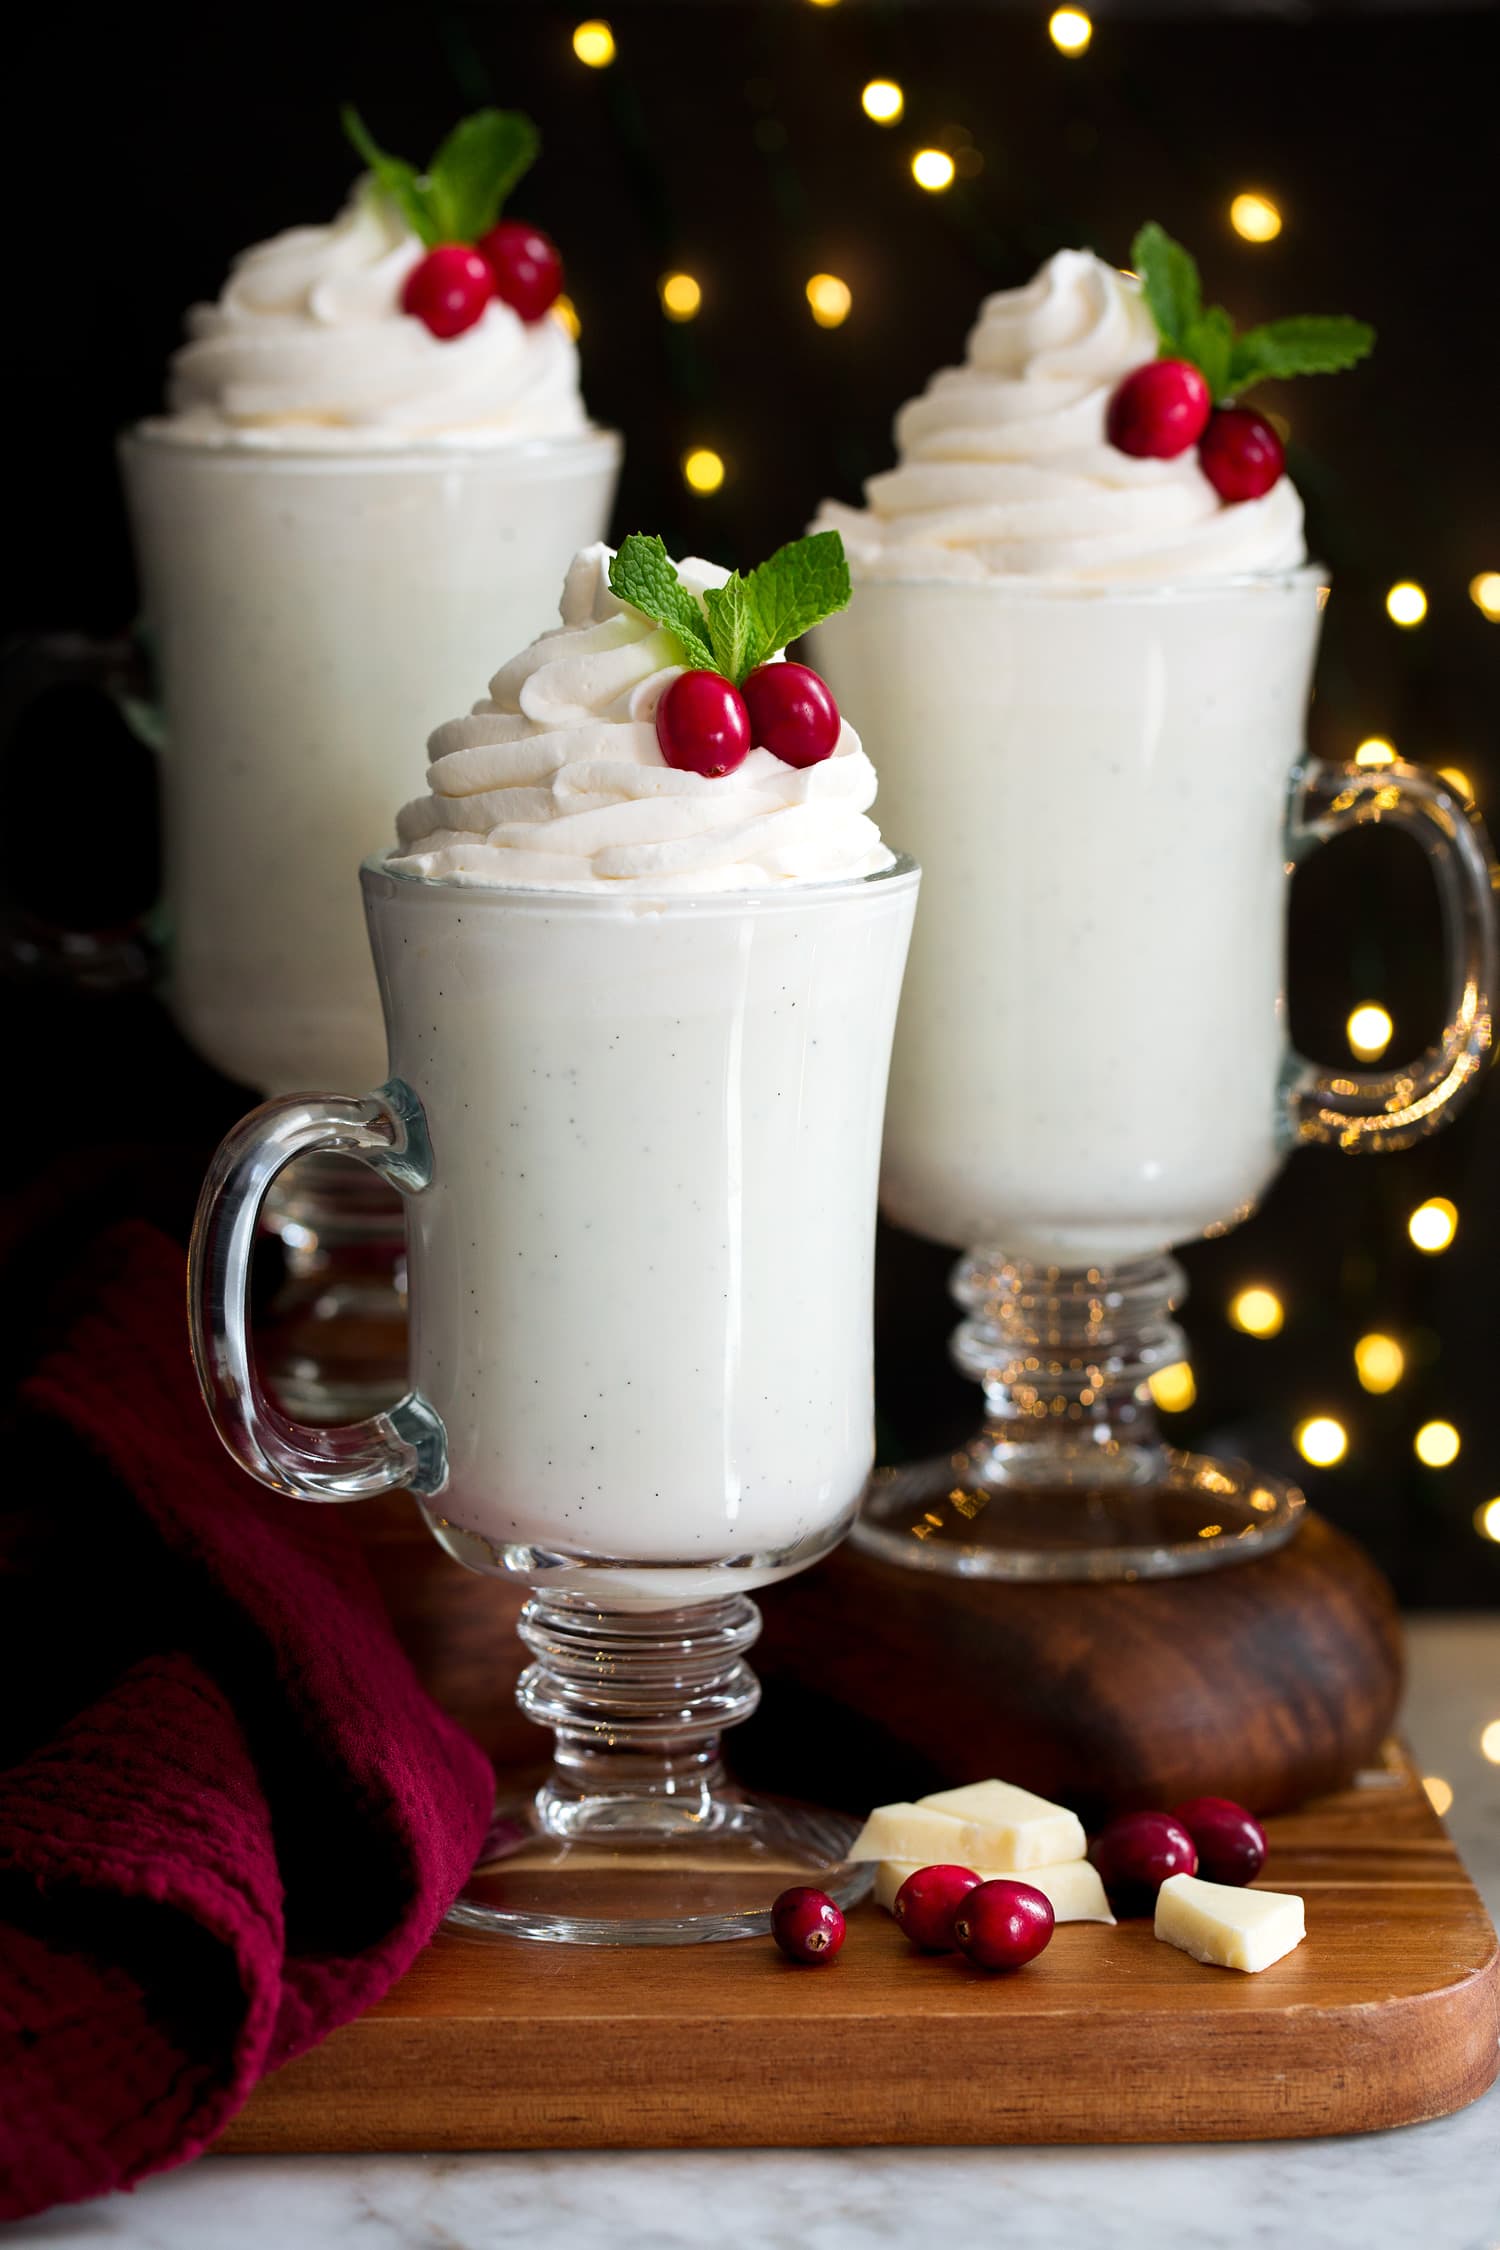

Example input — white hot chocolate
[812,249,1320,1262]
[370,545,915,1603]
[127,182,617,1096]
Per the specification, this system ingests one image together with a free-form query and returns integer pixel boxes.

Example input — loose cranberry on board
[771,1886,846,1964]
[952,1879,1055,1971]
[893,1864,982,1952]
[1170,1797,1268,1886]
[1092,1812,1198,1917]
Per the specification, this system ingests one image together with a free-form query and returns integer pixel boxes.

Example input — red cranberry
[1092,1812,1198,1917]
[656,670,752,779]
[893,1863,981,1953]
[952,1879,1055,1971]
[742,662,842,770]
[478,220,565,323]
[1199,406,1285,503]
[401,245,495,340]
[1106,358,1212,460]
[771,1886,846,1964]
[1170,1796,1267,1886]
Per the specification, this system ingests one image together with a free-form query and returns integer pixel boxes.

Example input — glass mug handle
[1284,758,1499,1148]
[187,1078,448,1500]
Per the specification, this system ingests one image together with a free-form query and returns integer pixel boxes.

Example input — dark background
[6,0,1499,1603]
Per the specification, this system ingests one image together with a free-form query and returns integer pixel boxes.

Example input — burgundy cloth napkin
[0,1219,495,2223]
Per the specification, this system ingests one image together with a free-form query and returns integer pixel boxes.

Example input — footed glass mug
[125,427,621,1420]
[190,853,918,1942]
[814,567,1497,1580]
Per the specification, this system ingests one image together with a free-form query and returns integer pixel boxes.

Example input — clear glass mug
[190,853,919,1942]
[813,567,1497,1579]
[123,427,622,1422]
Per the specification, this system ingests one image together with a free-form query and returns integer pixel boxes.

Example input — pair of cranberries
[657,661,841,781]
[402,221,564,340]
[1092,1796,1267,1917]
[1107,359,1284,504]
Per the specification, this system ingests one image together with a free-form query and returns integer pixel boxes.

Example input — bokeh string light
[1148,1362,1196,1413]
[911,148,956,192]
[682,447,726,495]
[1423,1776,1455,1816]
[1354,1334,1405,1394]
[861,79,904,124]
[1230,192,1282,243]
[571,19,615,67]
[1386,581,1428,626]
[1477,1500,1500,1543]
[1296,1416,1348,1467]
[1409,1197,1458,1253]
[1354,736,1398,769]
[1471,572,1500,621]
[659,271,702,322]
[1415,1420,1461,1468]
[1347,1003,1393,1060]
[806,273,853,328]
[1048,8,1093,54]
[1480,1721,1500,1765]
[1229,1286,1284,1338]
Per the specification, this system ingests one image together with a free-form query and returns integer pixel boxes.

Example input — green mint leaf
[741,531,851,667]
[703,573,764,686]
[341,105,438,245]
[608,536,717,669]
[426,109,540,243]
[1228,315,1377,395]
[1182,305,1235,403]
[1130,221,1201,354]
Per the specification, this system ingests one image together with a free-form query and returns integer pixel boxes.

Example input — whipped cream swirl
[158,189,588,447]
[390,544,893,891]
[814,250,1306,582]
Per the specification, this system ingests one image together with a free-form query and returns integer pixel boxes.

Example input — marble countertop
[12,1616,1500,2250]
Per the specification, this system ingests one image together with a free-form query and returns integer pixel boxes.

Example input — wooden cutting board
[223,1743,1497,2150]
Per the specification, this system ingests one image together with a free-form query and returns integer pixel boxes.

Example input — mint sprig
[1130,221,1374,405]
[608,532,852,687]
[341,105,539,249]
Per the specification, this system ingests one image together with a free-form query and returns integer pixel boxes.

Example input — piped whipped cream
[814,249,1305,582]
[390,544,892,891]
[157,189,588,447]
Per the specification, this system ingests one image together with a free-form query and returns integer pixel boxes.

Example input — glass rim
[119,420,622,468]
[829,560,1329,604]
[361,846,919,910]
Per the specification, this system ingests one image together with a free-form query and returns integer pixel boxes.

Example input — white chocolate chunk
[848,1804,972,1865]
[1155,1873,1305,1973]
[875,1857,1115,1924]
[916,1780,1087,1872]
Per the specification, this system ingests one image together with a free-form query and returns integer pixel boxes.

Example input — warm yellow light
[1437,765,1474,799]
[1148,1361,1196,1413]
[805,0,841,8]
[1415,1419,1460,1468]
[659,271,702,322]
[1230,1286,1284,1339]
[1477,1498,1500,1543]
[1230,192,1282,243]
[1409,1196,1458,1253]
[1295,1416,1347,1468]
[1354,1333,1405,1395]
[682,447,725,495]
[806,273,852,329]
[1386,581,1428,627]
[861,78,904,123]
[1048,7,1093,54]
[572,18,616,67]
[1471,572,1500,621]
[1354,736,1398,769]
[1346,1003,1393,1061]
[1423,1775,1454,1817]
[551,294,581,340]
[1480,1720,1500,1765]
[912,148,956,192]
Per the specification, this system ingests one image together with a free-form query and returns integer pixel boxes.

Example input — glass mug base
[452,1788,870,1947]
[854,1445,1304,1583]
